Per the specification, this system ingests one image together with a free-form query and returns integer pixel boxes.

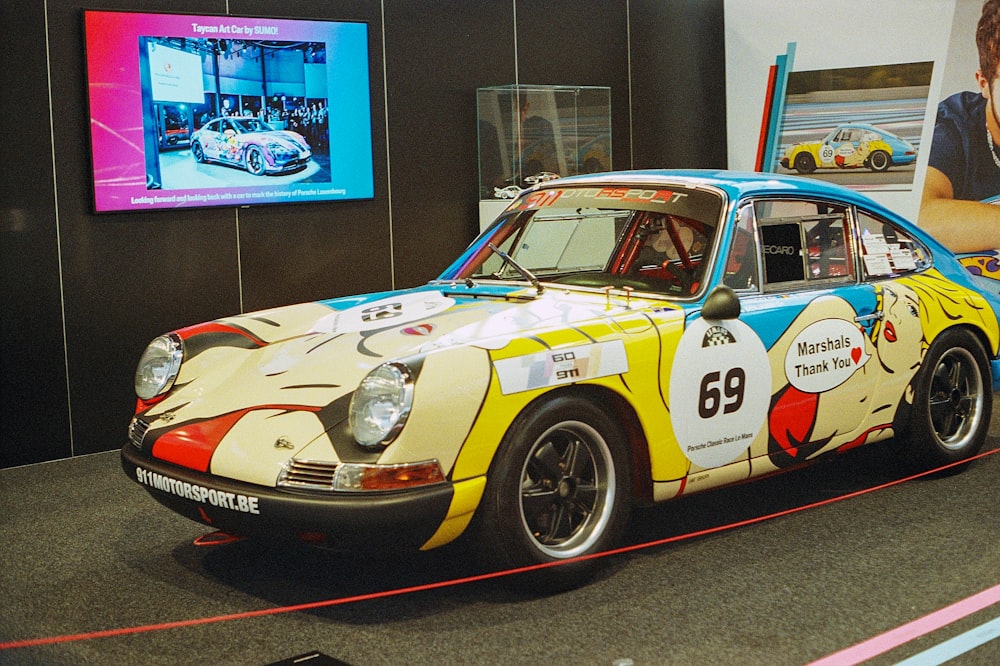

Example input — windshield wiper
[487,243,544,295]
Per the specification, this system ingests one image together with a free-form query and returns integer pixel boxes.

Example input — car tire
[245,146,266,176]
[901,328,991,469]
[192,142,205,163]
[476,393,631,589]
[793,152,816,174]
[867,149,891,172]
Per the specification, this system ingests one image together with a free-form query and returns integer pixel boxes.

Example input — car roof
[835,122,907,139]
[542,169,958,265]
[546,169,887,209]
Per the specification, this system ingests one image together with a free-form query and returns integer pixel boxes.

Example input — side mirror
[701,284,741,321]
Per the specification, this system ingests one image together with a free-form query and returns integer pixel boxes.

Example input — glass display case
[477,85,611,200]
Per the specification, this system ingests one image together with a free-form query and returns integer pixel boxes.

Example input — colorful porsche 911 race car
[780,123,917,174]
[191,116,311,176]
[122,170,1000,585]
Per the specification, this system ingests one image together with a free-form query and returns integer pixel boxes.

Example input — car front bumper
[121,444,455,550]
[266,152,312,173]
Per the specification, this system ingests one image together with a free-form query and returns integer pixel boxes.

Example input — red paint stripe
[151,405,322,472]
[175,321,267,346]
[152,410,249,472]
[2,446,997,652]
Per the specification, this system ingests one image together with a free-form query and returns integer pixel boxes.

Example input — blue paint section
[894,615,1000,665]
[317,283,525,312]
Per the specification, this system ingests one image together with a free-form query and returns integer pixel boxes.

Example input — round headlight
[349,363,414,448]
[134,334,183,401]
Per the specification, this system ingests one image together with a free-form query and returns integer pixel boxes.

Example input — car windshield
[442,184,724,296]
[233,118,272,133]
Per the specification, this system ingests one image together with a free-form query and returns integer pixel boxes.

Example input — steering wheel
[659,259,694,291]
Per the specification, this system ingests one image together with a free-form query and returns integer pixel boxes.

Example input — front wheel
[245,146,266,175]
[477,394,631,588]
[902,329,991,469]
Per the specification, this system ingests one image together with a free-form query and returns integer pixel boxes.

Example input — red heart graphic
[851,347,862,364]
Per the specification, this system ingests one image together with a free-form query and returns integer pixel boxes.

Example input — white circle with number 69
[669,316,771,468]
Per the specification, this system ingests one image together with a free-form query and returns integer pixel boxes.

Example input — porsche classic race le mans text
[122,170,1000,585]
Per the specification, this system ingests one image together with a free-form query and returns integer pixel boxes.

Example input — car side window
[754,199,854,292]
[761,222,805,283]
[856,210,931,278]
[723,203,760,291]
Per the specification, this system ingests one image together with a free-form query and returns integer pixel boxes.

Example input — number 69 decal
[669,318,770,468]
[698,367,746,418]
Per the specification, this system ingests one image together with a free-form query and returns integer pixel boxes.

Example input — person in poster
[920,0,1000,251]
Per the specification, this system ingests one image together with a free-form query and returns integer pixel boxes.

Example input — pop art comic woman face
[874,283,923,376]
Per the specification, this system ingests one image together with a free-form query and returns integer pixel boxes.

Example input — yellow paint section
[379,346,491,472]
[680,458,751,494]
[211,409,328,485]
[900,270,1000,354]
[450,370,542,481]
[147,336,355,445]
[217,302,336,342]
[646,311,692,481]
[291,431,338,463]
[652,478,684,502]
[420,475,487,550]
[451,304,693,490]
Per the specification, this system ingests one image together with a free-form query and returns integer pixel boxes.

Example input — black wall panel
[0,0,725,468]
[231,0,392,312]
[629,0,727,169]
[383,0,517,288]
[1,2,70,467]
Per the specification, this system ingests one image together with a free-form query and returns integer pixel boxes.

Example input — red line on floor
[2,447,998,652]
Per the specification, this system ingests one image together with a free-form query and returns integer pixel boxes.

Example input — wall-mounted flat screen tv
[84,10,374,212]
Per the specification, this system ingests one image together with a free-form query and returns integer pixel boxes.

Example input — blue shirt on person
[929,90,1000,202]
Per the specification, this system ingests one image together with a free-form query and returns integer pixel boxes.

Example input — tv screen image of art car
[122,170,1000,590]
[780,123,916,174]
[191,117,312,176]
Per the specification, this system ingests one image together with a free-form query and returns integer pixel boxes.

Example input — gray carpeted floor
[2,422,999,665]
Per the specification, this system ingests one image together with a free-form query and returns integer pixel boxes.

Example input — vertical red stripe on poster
[755,64,778,172]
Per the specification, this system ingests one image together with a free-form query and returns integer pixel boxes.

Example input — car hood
[220,282,661,356]
[136,283,676,481]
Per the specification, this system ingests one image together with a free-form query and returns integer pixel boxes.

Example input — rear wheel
[868,149,891,172]
[902,329,991,469]
[477,394,631,588]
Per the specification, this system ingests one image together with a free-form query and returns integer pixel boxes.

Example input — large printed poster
[724,0,957,221]
[766,57,932,190]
